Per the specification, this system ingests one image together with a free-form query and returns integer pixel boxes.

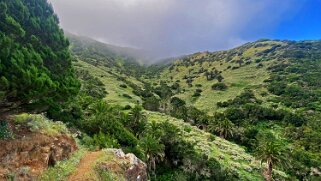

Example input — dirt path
[68,151,103,181]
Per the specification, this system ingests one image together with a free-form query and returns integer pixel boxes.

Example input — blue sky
[272,0,321,40]
[49,0,321,60]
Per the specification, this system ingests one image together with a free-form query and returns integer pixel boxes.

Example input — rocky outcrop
[0,132,77,180]
[96,149,147,181]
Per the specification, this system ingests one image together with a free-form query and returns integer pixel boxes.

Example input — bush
[14,114,69,136]
[122,94,132,99]
[256,63,264,68]
[123,105,132,110]
[217,90,262,107]
[212,83,228,91]
[192,92,201,97]
[171,83,180,90]
[195,89,203,93]
[143,96,160,111]
[83,132,120,149]
[0,121,13,140]
[119,84,127,88]
[283,113,306,127]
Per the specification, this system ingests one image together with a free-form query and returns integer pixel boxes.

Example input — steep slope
[69,38,321,180]
[74,60,143,106]
[146,111,287,180]
[144,39,321,180]
[150,40,321,114]
[0,114,77,180]
[67,33,149,77]
[149,40,286,114]
[68,33,148,107]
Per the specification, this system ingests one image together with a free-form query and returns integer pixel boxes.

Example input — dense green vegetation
[48,38,321,180]
[0,0,80,112]
[1,1,321,180]
[144,40,321,180]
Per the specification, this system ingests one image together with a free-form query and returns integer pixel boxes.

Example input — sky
[49,0,321,60]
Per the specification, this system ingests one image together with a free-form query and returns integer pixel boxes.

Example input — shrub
[0,121,14,140]
[212,83,228,91]
[171,83,180,90]
[192,92,201,97]
[283,113,306,127]
[122,94,132,99]
[119,84,127,88]
[143,96,160,111]
[256,63,264,68]
[14,114,69,136]
[123,105,132,110]
[83,132,120,149]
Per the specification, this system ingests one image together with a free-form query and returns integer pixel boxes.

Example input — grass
[160,60,271,114]
[74,60,143,107]
[13,114,69,136]
[94,149,126,181]
[39,148,87,181]
[145,111,288,180]
[149,42,284,114]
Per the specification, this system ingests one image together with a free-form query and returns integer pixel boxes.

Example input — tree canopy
[0,0,79,111]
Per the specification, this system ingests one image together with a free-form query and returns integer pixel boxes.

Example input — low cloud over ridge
[49,0,306,60]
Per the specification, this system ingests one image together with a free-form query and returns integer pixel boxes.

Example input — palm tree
[139,134,165,177]
[209,118,235,139]
[130,105,144,122]
[88,100,110,116]
[129,105,147,136]
[255,132,285,181]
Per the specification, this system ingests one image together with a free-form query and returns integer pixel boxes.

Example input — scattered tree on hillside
[140,134,165,176]
[255,132,286,181]
[128,105,147,136]
[236,59,244,67]
[209,118,235,139]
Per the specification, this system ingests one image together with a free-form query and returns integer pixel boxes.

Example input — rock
[97,149,148,181]
[0,132,77,180]
[113,148,126,158]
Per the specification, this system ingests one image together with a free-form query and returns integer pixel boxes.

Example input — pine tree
[0,0,80,112]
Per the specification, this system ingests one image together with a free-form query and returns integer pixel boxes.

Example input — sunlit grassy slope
[74,60,143,106]
[151,40,287,114]
[146,111,287,180]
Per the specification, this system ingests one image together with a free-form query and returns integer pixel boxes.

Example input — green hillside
[1,1,321,180]
[146,111,287,180]
[149,40,289,113]
[67,33,149,77]
[142,39,321,180]
[67,35,321,180]
[74,60,143,106]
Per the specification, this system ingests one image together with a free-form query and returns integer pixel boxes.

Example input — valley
[0,0,321,181]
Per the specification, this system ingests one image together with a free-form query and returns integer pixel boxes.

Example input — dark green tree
[0,0,80,112]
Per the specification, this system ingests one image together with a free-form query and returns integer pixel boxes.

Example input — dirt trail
[68,151,103,181]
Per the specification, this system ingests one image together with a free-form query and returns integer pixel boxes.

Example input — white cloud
[49,0,305,60]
